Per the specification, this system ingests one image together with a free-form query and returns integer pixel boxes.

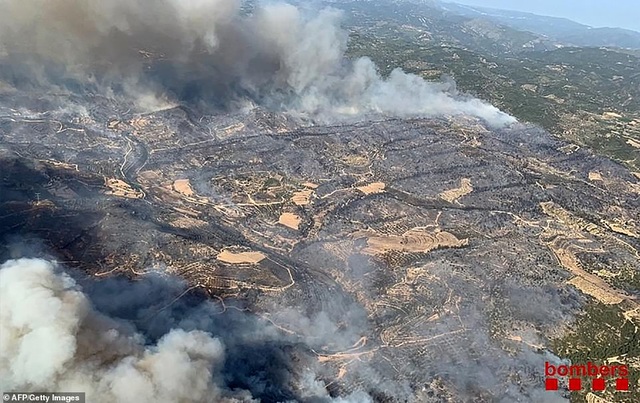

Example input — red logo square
[546,378,559,391]
[616,378,629,391]
[569,378,581,391]
[592,378,605,391]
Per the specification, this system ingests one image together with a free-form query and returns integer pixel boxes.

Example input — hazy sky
[450,0,640,32]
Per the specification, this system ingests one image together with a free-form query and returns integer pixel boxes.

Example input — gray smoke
[0,258,372,402]
[0,0,516,126]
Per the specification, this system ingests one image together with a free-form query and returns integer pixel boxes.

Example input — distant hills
[442,2,640,49]
[312,0,640,51]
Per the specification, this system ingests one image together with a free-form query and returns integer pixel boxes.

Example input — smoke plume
[0,258,372,402]
[0,0,516,126]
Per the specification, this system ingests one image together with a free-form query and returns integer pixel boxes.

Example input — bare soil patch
[279,212,301,230]
[588,172,603,181]
[104,178,143,199]
[439,178,472,203]
[356,182,386,195]
[217,249,266,264]
[292,189,314,205]
[357,228,468,255]
[174,179,195,196]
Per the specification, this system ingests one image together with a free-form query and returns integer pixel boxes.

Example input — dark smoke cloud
[0,258,372,402]
[0,0,516,126]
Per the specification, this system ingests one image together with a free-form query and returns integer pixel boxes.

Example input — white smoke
[0,258,250,402]
[0,258,370,402]
[0,0,516,127]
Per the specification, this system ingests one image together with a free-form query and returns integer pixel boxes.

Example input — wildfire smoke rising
[0,258,373,402]
[0,0,516,126]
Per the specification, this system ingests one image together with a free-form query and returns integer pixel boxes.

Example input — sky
[450,0,640,32]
